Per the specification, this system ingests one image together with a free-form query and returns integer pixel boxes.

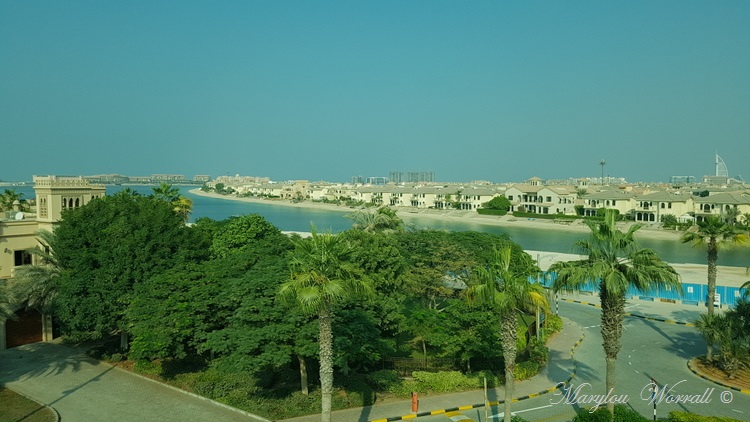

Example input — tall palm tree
[549,210,680,419]
[347,206,404,233]
[151,183,193,222]
[277,229,372,422]
[681,216,748,317]
[467,246,548,422]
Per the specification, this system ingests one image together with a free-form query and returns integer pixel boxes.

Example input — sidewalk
[279,317,584,422]
[0,340,269,422]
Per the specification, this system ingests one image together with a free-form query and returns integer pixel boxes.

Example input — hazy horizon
[2,2,749,183]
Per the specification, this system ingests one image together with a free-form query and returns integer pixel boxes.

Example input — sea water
[6,185,748,267]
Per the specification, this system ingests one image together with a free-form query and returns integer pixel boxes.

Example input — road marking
[732,409,744,413]
[491,404,554,418]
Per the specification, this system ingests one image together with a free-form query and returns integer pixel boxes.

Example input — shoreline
[189,189,683,241]
[189,189,749,286]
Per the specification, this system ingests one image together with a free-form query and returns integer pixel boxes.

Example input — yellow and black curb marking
[562,299,696,327]
[686,359,750,395]
[369,332,586,422]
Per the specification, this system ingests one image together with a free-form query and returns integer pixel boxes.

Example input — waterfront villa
[0,176,105,350]
[693,191,750,223]
[505,177,578,215]
[632,191,694,222]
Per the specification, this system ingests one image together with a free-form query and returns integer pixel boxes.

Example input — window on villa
[661,203,665,209]
[14,250,32,266]
[508,196,513,200]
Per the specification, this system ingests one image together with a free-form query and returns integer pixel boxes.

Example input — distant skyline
[2,2,749,183]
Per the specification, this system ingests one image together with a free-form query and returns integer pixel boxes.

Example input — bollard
[411,391,419,413]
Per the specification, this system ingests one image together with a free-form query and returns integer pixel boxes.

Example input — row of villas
[224,176,750,223]
[582,189,750,223]
[226,180,508,210]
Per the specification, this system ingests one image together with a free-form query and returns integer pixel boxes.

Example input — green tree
[277,229,373,422]
[51,190,207,347]
[151,183,193,222]
[467,246,547,422]
[209,214,283,258]
[660,214,677,228]
[0,189,24,212]
[549,210,680,419]
[714,313,750,379]
[481,196,511,212]
[8,230,60,315]
[0,276,14,319]
[347,206,404,233]
[724,207,741,226]
[681,216,749,318]
[694,313,720,362]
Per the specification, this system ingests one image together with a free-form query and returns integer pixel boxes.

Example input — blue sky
[2,1,749,183]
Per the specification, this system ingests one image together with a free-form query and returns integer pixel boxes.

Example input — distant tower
[599,159,606,185]
[715,153,728,177]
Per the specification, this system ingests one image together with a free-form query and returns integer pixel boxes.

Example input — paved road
[282,295,750,422]
[0,341,268,422]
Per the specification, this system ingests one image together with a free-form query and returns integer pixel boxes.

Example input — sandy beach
[189,189,683,241]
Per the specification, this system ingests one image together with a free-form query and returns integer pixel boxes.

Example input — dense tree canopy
[51,190,208,342]
[42,198,557,420]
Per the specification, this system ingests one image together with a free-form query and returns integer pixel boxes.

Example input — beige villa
[0,176,105,350]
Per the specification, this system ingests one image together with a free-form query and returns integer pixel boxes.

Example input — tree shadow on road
[0,341,92,382]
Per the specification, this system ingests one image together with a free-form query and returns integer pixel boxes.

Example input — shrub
[572,405,649,422]
[477,208,507,216]
[411,371,477,393]
[668,411,746,422]
[527,339,550,365]
[545,314,563,333]
[367,369,401,391]
[193,368,259,398]
[513,361,540,380]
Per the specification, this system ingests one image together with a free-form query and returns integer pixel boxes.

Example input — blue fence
[539,272,748,308]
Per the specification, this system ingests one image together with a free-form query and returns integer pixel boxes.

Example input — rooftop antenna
[599,159,606,185]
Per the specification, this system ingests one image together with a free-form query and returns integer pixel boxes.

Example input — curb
[686,359,750,395]
[562,299,696,326]
[369,330,586,422]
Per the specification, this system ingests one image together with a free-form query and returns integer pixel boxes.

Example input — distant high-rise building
[389,171,434,183]
[351,175,366,184]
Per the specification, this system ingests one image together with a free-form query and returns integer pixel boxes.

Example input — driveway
[0,341,268,422]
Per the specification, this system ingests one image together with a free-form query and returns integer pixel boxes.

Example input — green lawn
[0,387,56,422]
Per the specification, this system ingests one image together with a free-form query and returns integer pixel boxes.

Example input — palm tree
[151,183,193,222]
[694,313,720,362]
[277,229,372,422]
[549,210,680,419]
[724,207,741,226]
[7,230,61,329]
[0,276,15,320]
[467,246,548,422]
[714,314,750,379]
[347,206,404,233]
[0,189,23,212]
[681,216,748,317]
